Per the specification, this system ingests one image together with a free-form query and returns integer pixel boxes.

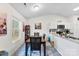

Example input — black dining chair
[43,34,46,40]
[30,37,41,56]
[34,32,39,37]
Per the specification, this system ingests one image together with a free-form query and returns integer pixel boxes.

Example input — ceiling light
[32,4,39,11]
[73,7,79,11]
[33,5,39,11]
[24,3,40,11]
[24,3,34,8]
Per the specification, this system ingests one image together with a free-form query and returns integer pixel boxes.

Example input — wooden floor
[13,43,61,56]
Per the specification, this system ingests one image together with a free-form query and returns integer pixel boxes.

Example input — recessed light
[73,7,79,11]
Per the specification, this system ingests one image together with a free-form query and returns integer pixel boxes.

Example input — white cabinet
[54,36,79,56]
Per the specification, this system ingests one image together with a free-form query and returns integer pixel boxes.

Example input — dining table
[25,36,46,56]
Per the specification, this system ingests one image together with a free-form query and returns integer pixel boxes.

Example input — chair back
[34,32,39,37]
[43,34,46,40]
[30,37,41,51]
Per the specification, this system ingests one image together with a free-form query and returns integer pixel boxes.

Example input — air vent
[57,20,62,23]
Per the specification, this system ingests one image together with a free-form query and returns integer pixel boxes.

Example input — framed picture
[12,16,19,40]
[35,23,41,29]
[0,13,7,35]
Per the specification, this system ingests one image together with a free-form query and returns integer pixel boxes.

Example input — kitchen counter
[55,35,79,44]
[53,35,79,56]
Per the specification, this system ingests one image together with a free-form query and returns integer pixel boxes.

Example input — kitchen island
[53,35,79,56]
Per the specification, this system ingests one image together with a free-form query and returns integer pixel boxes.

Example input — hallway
[13,43,61,56]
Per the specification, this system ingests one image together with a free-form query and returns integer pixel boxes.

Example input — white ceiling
[10,3,79,19]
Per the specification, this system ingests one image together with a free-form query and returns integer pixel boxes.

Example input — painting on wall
[35,22,42,29]
[0,13,7,35]
[12,17,19,39]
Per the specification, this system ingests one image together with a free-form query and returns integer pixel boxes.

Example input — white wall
[28,15,71,36]
[28,15,79,38]
[69,15,79,38]
[0,4,26,55]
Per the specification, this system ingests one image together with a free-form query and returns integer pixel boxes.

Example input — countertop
[53,34,79,56]
[53,34,79,44]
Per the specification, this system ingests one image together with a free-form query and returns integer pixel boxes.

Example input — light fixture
[32,4,39,11]
[24,3,40,11]
[24,3,34,8]
[73,6,79,11]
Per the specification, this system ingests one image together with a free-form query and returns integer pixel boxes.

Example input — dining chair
[43,34,46,40]
[30,37,41,56]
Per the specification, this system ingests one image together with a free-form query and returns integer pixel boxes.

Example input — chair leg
[40,51,41,56]
[40,49,41,56]
[30,51,32,56]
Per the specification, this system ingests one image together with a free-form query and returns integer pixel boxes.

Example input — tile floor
[13,42,61,56]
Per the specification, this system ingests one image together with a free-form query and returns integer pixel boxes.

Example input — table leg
[43,42,46,56]
[25,42,28,56]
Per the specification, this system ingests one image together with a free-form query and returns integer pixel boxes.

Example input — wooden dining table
[25,36,46,56]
